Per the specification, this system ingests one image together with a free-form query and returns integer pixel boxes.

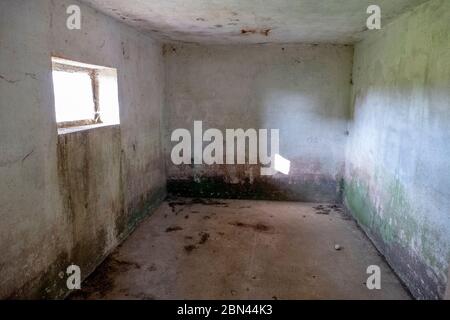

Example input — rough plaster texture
[164,44,353,202]
[80,0,428,44]
[344,0,450,299]
[0,0,165,298]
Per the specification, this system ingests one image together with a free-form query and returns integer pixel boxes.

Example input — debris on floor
[229,221,271,232]
[184,244,197,253]
[70,199,410,300]
[198,232,210,244]
[165,226,183,232]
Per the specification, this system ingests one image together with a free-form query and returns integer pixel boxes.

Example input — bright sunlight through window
[51,57,120,130]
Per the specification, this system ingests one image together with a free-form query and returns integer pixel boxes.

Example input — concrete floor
[71,198,411,300]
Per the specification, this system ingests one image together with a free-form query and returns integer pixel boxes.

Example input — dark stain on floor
[184,244,197,253]
[313,205,331,215]
[229,221,271,232]
[166,226,183,232]
[312,204,350,220]
[70,255,141,299]
[198,232,210,244]
[168,197,229,212]
[183,231,211,254]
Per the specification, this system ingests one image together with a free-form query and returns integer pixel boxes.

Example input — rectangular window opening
[51,57,120,131]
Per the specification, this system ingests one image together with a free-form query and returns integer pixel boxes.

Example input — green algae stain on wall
[382,177,418,245]
[343,179,374,229]
[346,169,437,260]
[378,172,448,278]
[344,167,450,298]
[343,174,408,247]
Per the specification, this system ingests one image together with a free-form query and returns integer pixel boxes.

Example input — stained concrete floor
[71,198,411,300]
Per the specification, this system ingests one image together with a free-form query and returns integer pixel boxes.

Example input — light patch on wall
[273,154,291,175]
[51,57,120,130]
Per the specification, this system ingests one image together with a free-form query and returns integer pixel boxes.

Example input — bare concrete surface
[80,0,428,44]
[70,198,410,300]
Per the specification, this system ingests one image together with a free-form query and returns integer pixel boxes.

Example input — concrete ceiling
[80,0,429,44]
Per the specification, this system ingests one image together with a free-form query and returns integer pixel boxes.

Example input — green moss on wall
[343,179,374,228]
[344,168,449,299]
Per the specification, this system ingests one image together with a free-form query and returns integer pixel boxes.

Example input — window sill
[57,123,120,135]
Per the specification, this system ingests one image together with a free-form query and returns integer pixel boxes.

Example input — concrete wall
[164,44,353,202]
[2,0,448,301]
[0,0,166,298]
[446,271,450,300]
[344,0,450,299]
